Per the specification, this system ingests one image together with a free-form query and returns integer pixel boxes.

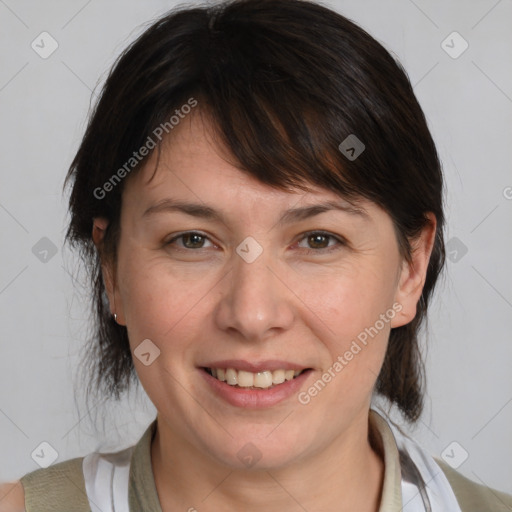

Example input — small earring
[114,313,118,322]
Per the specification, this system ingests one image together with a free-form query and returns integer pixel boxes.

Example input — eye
[164,230,345,254]
[295,231,345,254]
[165,231,215,250]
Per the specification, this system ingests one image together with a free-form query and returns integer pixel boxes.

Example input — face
[97,110,433,470]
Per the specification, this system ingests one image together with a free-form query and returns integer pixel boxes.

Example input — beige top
[19,410,512,511]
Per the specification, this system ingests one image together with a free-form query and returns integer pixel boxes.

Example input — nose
[214,243,295,343]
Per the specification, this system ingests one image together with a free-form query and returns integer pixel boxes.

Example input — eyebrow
[142,198,369,225]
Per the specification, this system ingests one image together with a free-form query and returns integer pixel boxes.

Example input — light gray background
[1,0,511,495]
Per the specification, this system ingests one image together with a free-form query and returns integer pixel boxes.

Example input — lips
[198,359,312,406]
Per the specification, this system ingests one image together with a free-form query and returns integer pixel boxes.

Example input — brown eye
[307,233,330,249]
[296,231,345,253]
[166,232,213,250]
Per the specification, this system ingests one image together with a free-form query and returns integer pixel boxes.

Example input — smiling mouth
[203,367,310,389]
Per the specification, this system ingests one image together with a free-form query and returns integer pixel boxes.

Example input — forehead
[124,110,347,204]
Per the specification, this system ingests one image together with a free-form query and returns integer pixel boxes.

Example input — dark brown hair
[64,0,445,423]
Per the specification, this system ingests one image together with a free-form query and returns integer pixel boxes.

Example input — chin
[197,426,312,471]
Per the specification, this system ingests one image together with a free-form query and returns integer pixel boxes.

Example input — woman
[1,0,511,510]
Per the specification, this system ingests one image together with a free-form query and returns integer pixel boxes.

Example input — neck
[151,410,384,512]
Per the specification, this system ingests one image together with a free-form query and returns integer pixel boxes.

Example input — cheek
[292,260,398,343]
[117,248,216,349]
[116,251,217,406]
[291,261,396,399]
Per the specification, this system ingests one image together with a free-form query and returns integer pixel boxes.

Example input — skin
[93,110,434,512]
[0,482,25,512]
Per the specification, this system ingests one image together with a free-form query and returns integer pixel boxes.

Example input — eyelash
[164,230,346,255]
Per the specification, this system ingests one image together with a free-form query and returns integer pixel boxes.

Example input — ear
[391,213,437,328]
[92,217,125,325]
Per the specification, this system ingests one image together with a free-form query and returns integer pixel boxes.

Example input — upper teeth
[210,368,302,389]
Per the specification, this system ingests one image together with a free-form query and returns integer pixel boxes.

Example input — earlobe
[101,261,116,308]
[391,214,437,328]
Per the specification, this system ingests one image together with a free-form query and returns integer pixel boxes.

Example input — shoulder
[0,481,25,512]
[14,457,90,512]
[436,458,512,512]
